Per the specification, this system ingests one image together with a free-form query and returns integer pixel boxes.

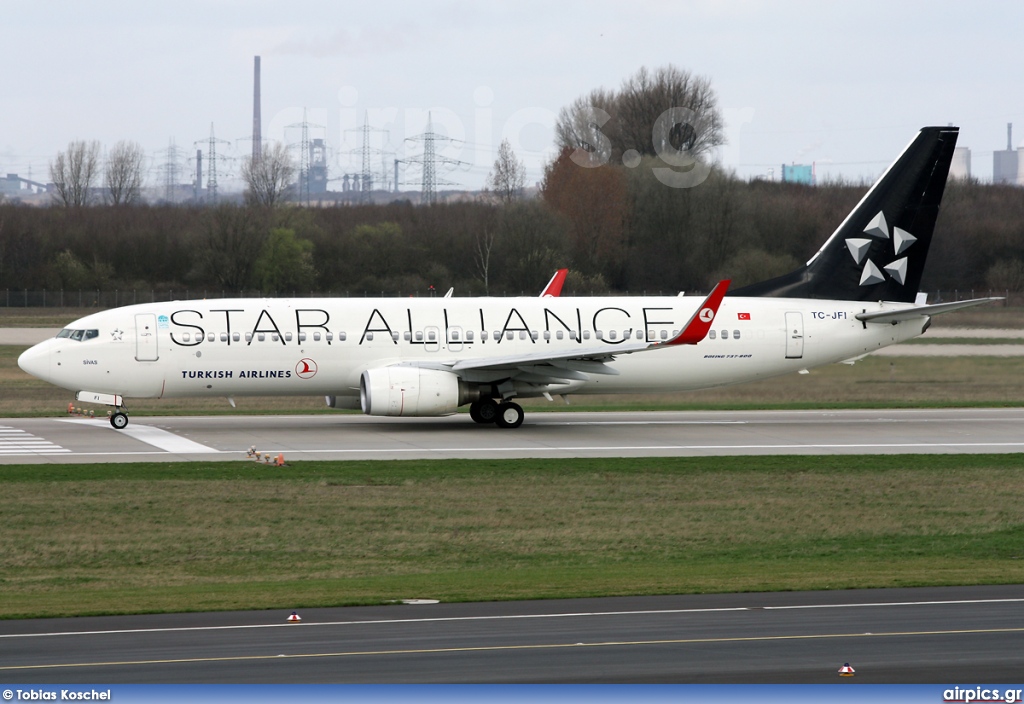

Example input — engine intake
[360,367,476,417]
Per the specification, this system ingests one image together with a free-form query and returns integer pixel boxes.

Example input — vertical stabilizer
[733,126,959,302]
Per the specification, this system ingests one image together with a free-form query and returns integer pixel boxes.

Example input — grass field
[1,455,1023,619]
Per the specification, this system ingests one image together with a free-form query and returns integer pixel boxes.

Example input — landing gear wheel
[470,398,499,424]
[495,401,524,429]
[110,411,129,430]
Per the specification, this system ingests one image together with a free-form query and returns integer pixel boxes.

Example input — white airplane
[19,126,996,429]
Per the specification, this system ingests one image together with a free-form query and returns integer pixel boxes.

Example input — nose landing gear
[110,409,129,429]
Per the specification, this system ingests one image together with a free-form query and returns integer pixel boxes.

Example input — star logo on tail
[846,211,916,286]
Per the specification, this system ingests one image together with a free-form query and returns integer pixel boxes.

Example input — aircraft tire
[495,402,524,429]
[110,412,129,430]
[470,398,499,424]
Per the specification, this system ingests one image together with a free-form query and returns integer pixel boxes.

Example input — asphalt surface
[1,586,1022,683]
[3,407,1024,463]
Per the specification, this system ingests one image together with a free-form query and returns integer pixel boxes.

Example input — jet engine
[360,367,477,417]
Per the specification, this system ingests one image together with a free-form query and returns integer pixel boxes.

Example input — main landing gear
[469,398,524,429]
[110,408,129,430]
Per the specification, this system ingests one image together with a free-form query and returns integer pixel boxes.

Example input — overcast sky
[3,0,1022,192]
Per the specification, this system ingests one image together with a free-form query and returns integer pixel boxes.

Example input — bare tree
[554,65,725,166]
[241,142,295,207]
[485,139,527,203]
[474,225,498,294]
[104,140,146,205]
[49,140,101,207]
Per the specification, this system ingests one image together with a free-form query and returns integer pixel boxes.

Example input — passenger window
[466,330,474,341]
[183,333,191,342]
[493,331,501,341]
[635,330,643,340]
[608,330,617,340]
[530,331,538,341]
[244,332,252,342]
[660,330,668,340]
[506,331,514,341]
[451,330,460,341]
[366,332,374,341]
[415,331,423,341]
[313,332,321,341]
[326,332,333,341]
[404,331,411,341]
[721,330,729,340]
[391,331,399,342]
[733,330,741,339]
[298,332,306,342]
[596,330,604,340]
[285,332,293,342]
[338,332,346,341]
[233,332,240,342]
[570,330,578,340]
[258,333,265,342]
[428,331,436,341]
[583,331,590,340]
[220,333,228,342]
[544,331,551,340]
[709,330,716,340]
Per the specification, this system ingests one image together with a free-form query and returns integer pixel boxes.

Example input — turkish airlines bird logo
[699,307,715,323]
[295,358,318,379]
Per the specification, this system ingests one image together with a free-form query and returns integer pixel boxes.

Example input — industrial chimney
[253,56,262,161]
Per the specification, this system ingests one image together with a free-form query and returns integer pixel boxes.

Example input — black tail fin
[733,126,959,302]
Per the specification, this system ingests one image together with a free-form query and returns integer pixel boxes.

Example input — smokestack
[253,56,262,161]
[1008,123,1013,151]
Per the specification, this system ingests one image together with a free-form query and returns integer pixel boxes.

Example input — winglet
[540,269,568,297]
[665,280,731,345]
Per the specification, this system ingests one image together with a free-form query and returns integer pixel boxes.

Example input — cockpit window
[57,328,100,341]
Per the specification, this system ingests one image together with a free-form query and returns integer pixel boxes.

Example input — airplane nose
[18,342,51,381]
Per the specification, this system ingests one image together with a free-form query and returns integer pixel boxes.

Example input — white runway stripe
[0,426,70,454]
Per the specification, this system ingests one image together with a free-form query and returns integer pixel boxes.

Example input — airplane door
[785,312,804,359]
[447,326,463,353]
[135,314,159,362]
[424,326,440,353]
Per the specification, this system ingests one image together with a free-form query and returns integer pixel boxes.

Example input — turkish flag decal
[738,313,751,320]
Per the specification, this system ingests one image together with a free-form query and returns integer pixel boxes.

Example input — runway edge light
[839,662,855,676]
[287,611,302,622]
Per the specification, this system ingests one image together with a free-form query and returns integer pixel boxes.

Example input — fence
[0,288,1018,309]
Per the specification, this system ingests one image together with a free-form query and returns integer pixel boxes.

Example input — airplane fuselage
[19,294,926,404]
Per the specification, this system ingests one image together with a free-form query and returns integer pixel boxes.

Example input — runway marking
[54,419,221,454]
[3,597,1021,640]
[4,626,1023,672]
[0,425,70,455]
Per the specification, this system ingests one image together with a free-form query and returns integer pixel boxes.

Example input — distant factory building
[781,163,814,185]
[949,147,971,179]
[308,138,328,194]
[993,123,1019,185]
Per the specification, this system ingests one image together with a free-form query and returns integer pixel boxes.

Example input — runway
[1,585,1022,682]
[2,407,1024,463]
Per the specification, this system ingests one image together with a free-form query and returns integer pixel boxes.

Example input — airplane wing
[404,280,730,385]
[540,268,568,297]
[855,296,1002,324]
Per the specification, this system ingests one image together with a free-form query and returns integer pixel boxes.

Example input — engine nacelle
[360,367,474,417]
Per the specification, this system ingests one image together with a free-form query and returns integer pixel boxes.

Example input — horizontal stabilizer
[855,297,1002,324]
